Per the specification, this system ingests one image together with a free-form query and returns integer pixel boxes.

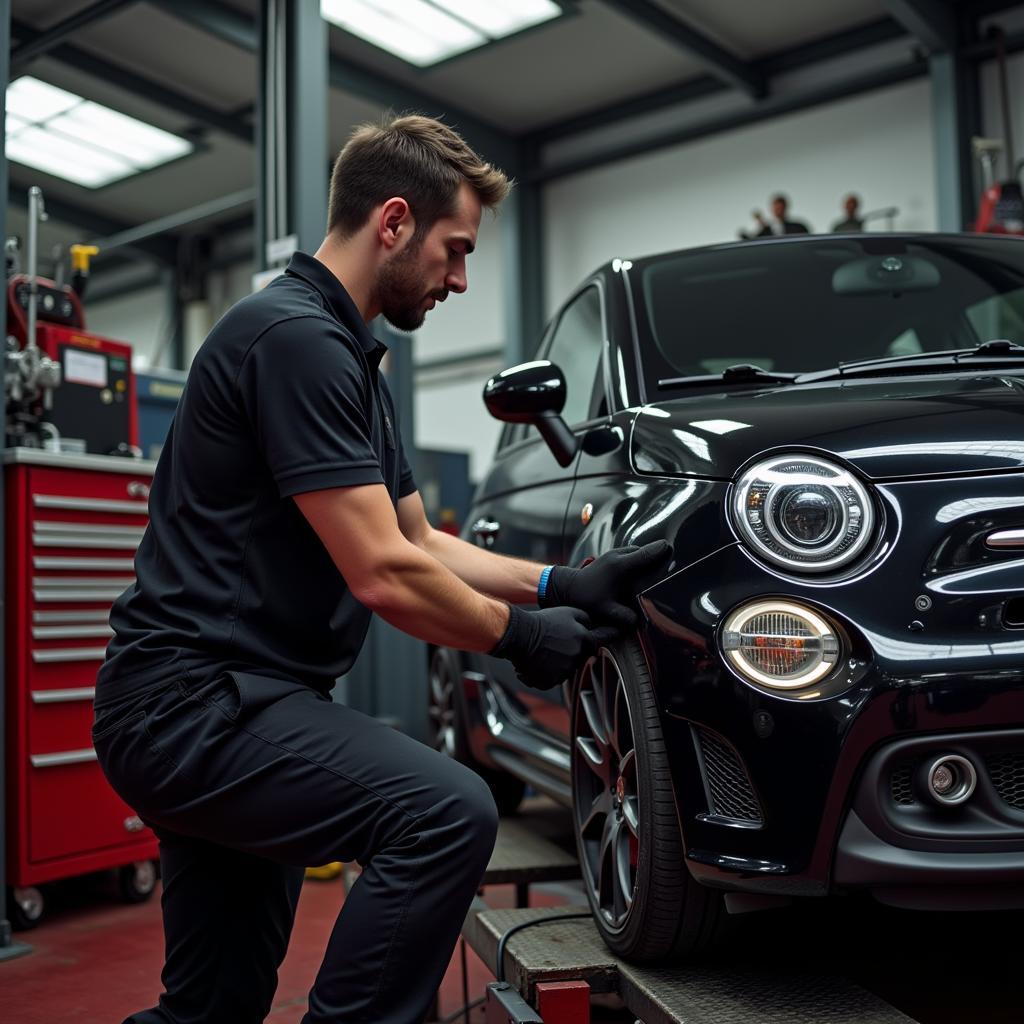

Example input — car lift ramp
[465,802,914,1024]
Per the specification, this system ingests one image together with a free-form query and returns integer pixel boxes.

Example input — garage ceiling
[4,0,1021,269]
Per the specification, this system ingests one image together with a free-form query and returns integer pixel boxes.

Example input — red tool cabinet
[4,448,159,899]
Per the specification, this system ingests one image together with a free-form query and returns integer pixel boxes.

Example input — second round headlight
[732,454,874,573]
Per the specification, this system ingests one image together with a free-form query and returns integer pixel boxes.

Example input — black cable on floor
[494,911,592,983]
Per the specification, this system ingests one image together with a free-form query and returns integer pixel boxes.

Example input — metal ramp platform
[464,800,915,1024]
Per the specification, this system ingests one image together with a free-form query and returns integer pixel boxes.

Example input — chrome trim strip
[32,646,108,662]
[33,625,113,640]
[31,687,96,704]
[34,609,111,623]
[33,589,124,602]
[34,557,136,571]
[33,576,135,588]
[986,529,1024,549]
[34,521,145,537]
[33,495,148,514]
[30,748,97,768]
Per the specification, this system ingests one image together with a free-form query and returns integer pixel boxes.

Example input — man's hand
[491,605,618,691]
[540,540,673,629]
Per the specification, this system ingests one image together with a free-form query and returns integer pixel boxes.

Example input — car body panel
[448,233,1024,909]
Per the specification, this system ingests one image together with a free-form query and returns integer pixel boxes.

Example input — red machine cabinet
[4,448,158,903]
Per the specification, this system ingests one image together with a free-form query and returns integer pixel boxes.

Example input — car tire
[571,637,723,962]
[428,646,526,816]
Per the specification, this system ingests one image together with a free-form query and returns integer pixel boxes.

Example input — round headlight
[732,455,874,572]
[721,599,840,689]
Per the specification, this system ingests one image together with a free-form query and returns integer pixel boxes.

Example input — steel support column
[931,49,975,231]
[503,143,545,367]
[0,0,34,961]
[256,0,328,270]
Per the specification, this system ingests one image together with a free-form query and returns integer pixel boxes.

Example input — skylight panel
[4,76,193,188]
[432,0,561,38]
[321,0,562,66]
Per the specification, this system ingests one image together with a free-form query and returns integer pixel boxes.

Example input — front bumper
[638,536,1024,903]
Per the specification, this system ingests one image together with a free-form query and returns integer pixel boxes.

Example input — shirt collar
[284,251,385,358]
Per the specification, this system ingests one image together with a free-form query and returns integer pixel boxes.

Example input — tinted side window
[546,286,604,426]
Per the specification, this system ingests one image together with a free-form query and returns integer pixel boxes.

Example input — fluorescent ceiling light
[5,76,193,188]
[321,0,562,67]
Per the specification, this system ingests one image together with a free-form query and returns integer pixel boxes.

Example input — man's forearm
[420,528,544,605]
[360,537,513,652]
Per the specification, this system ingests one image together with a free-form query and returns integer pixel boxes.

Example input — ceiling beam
[10,0,140,77]
[149,0,519,169]
[10,17,253,144]
[879,0,956,53]
[533,17,908,146]
[7,185,177,265]
[606,0,766,99]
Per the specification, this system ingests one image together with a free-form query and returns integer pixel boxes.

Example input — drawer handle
[33,625,113,640]
[31,748,97,768]
[127,481,150,500]
[31,687,96,703]
[34,610,111,623]
[32,646,109,663]
[35,521,145,538]
[34,494,148,514]
[34,557,136,571]
[34,589,125,603]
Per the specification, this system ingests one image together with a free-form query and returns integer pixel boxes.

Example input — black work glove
[491,604,619,691]
[539,540,673,629]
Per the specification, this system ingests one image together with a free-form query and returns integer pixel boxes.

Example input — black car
[428,233,1024,962]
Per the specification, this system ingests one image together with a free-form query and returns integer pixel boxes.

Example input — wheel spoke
[599,656,616,745]
[614,824,635,912]
[579,687,609,748]
[579,790,611,837]
[597,815,618,914]
[575,736,609,784]
[622,796,639,838]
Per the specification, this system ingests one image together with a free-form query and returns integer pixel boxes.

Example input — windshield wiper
[797,339,1024,383]
[658,363,800,390]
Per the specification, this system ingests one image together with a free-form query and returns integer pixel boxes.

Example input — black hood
[630,373,1024,480]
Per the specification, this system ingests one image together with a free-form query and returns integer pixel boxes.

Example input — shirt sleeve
[235,316,385,497]
[398,440,417,499]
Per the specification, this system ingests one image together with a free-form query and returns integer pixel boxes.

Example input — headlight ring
[733,455,874,573]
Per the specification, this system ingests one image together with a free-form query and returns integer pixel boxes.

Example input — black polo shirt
[98,252,416,701]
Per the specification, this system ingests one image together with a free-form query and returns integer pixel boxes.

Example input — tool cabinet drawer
[29,693,96,754]
[28,760,145,863]
[29,466,151,521]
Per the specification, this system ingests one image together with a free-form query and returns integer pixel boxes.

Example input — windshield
[630,236,1024,391]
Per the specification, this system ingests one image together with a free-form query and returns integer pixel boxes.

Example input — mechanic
[91,114,671,1024]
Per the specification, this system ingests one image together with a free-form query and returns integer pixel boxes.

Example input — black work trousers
[92,668,499,1024]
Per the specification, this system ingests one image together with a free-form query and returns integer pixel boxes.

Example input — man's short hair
[327,113,511,239]
[770,193,789,207]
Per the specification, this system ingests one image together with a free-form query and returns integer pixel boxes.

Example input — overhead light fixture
[320,0,562,67]
[5,76,193,189]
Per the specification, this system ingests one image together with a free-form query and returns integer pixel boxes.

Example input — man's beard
[376,237,438,332]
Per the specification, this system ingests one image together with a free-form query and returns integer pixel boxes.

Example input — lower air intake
[695,726,764,824]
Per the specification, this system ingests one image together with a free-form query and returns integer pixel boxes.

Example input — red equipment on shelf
[6,275,139,455]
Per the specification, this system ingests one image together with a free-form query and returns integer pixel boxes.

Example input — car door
[468,281,610,740]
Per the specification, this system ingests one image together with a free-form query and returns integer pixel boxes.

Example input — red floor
[0,873,536,1024]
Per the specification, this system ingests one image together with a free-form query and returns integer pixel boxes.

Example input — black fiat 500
[428,233,1024,962]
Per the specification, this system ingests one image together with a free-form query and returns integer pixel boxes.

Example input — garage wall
[542,79,937,313]
[87,284,174,371]
[979,49,1024,186]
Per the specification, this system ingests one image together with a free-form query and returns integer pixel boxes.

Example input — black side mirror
[483,360,578,468]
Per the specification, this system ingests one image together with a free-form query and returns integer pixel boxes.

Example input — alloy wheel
[572,647,639,931]
[428,650,457,756]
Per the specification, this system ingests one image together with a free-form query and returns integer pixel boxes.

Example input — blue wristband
[537,565,554,601]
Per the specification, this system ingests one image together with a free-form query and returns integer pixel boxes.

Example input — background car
[428,232,1024,962]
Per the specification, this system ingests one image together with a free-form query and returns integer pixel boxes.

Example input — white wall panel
[543,79,936,313]
[411,210,505,364]
[86,285,173,371]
